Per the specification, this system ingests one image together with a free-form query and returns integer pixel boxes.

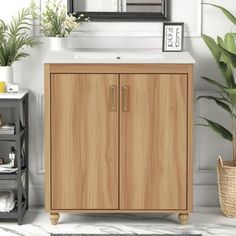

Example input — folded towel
[0,191,15,212]
[0,164,17,173]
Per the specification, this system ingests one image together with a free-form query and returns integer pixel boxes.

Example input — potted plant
[0,8,38,85]
[40,0,88,51]
[198,4,236,217]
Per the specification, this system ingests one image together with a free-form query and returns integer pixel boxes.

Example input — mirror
[68,0,170,21]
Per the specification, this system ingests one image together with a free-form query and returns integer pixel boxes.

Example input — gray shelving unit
[0,90,29,225]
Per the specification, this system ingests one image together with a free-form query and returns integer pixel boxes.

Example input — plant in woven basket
[198,4,236,166]
[198,3,236,217]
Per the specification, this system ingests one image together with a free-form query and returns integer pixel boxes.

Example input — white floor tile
[0,208,235,236]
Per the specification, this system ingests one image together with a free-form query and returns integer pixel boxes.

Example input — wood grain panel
[51,74,119,210]
[49,209,190,213]
[120,74,188,210]
[187,65,194,212]
[44,64,51,211]
[48,64,193,74]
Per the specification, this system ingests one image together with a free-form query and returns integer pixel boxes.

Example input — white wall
[0,0,235,207]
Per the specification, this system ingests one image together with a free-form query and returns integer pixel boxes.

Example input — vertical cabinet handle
[122,85,129,112]
[109,85,117,111]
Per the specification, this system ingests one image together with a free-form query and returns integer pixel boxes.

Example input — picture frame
[162,22,184,52]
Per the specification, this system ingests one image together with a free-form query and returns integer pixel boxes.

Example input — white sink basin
[43,51,195,64]
[74,52,164,60]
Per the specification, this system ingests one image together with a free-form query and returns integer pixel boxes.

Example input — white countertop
[43,50,195,64]
[0,89,29,99]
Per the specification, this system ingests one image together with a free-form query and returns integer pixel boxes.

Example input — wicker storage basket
[217,156,236,217]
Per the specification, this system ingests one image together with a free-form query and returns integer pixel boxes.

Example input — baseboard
[29,185,44,206]
[194,185,220,207]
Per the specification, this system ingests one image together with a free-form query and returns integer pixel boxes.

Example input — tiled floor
[0,208,235,236]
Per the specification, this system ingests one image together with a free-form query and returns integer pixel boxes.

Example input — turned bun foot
[50,213,60,225]
[178,213,189,225]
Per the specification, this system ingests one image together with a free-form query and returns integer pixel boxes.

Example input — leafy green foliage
[0,8,38,66]
[204,3,236,25]
[197,95,232,115]
[200,76,226,90]
[202,34,235,88]
[199,4,236,156]
[29,0,39,19]
[220,46,236,68]
[41,0,89,37]
[199,117,233,141]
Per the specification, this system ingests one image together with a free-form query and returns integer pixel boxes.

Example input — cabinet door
[51,74,118,210]
[120,74,188,210]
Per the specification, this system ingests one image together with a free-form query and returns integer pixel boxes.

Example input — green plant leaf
[217,92,231,102]
[217,36,224,47]
[197,96,233,115]
[199,117,233,141]
[196,95,227,102]
[204,3,236,25]
[219,46,236,68]
[200,76,226,91]
[0,7,38,66]
[202,34,235,87]
[224,88,236,107]
[195,123,209,127]
[225,88,236,95]
[217,36,229,63]
[224,33,236,54]
[203,34,221,62]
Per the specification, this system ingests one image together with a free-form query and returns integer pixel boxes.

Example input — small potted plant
[40,0,88,51]
[198,4,236,217]
[0,8,38,85]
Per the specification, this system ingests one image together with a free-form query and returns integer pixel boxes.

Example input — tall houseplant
[198,4,236,217]
[0,8,38,85]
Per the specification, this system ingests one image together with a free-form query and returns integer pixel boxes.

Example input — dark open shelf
[0,173,17,180]
[0,128,27,141]
[0,168,26,180]
[0,207,18,218]
[0,200,27,219]
[0,93,29,224]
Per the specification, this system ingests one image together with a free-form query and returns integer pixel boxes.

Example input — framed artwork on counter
[162,22,184,52]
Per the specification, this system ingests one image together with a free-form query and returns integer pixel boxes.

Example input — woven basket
[217,156,236,217]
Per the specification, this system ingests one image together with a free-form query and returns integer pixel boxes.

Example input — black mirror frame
[67,0,170,22]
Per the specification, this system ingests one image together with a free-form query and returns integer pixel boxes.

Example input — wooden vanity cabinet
[120,74,188,210]
[45,64,193,225]
[50,74,119,210]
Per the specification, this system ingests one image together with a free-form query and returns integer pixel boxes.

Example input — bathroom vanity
[44,51,195,225]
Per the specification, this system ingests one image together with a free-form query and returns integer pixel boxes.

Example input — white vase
[0,66,13,84]
[49,37,68,51]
